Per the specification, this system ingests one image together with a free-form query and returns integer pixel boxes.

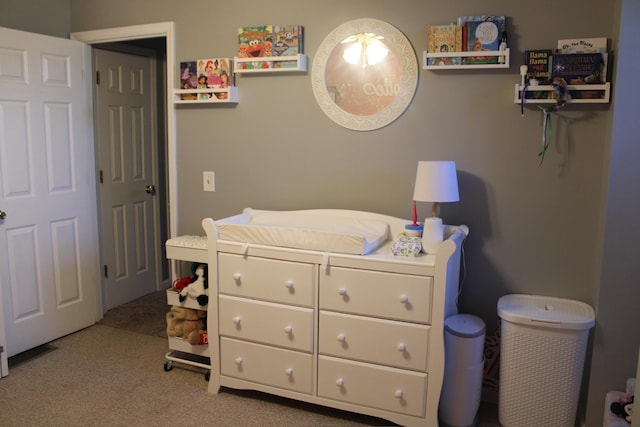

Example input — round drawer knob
[336,333,346,343]
[394,389,403,399]
[285,280,294,289]
[338,287,348,296]
[285,368,294,376]
[233,273,241,281]
[233,316,242,325]
[234,357,243,365]
[284,325,293,334]
[335,378,345,387]
[400,294,409,303]
[397,342,407,352]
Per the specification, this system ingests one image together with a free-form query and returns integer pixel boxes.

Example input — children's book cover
[179,61,197,100]
[524,49,553,84]
[214,58,233,99]
[427,24,462,66]
[237,26,274,69]
[193,58,233,100]
[198,58,230,87]
[552,53,604,84]
[272,25,303,68]
[463,15,506,64]
[557,37,607,82]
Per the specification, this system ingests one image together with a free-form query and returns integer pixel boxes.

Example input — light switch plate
[203,171,215,192]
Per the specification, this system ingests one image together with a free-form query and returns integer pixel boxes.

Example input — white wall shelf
[423,49,510,70]
[234,54,307,73]
[514,83,610,104]
[173,87,238,104]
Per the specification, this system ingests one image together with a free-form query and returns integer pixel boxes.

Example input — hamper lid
[498,294,595,330]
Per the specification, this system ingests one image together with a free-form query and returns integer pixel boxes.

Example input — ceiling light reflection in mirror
[341,33,389,66]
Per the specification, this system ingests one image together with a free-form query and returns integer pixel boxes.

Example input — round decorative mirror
[311,18,418,131]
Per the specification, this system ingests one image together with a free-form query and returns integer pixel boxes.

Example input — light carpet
[1,290,499,426]
[0,292,390,427]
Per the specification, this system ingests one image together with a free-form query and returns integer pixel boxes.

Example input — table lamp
[412,161,460,253]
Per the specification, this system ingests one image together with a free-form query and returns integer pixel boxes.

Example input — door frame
[71,22,178,313]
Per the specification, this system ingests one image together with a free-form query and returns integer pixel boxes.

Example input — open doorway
[93,40,168,309]
[72,23,177,314]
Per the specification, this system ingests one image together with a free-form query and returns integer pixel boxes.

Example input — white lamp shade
[413,161,460,203]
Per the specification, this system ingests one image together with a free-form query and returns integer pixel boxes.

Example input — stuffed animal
[172,276,192,292]
[178,264,208,306]
[611,395,634,423]
[166,305,207,345]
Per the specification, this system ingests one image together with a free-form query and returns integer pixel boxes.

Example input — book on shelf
[524,49,553,84]
[179,61,197,100]
[459,15,506,64]
[197,58,231,86]
[194,58,233,100]
[426,24,462,66]
[272,25,304,68]
[557,37,607,82]
[552,52,605,99]
[557,37,607,54]
[552,53,603,83]
[237,25,274,69]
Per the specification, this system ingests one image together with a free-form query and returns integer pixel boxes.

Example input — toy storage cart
[164,236,210,380]
[497,294,595,427]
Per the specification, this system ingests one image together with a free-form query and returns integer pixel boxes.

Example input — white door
[0,27,100,359]
[94,47,159,310]
[0,276,6,376]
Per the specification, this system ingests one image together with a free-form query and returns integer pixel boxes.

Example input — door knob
[0,210,6,219]
[145,185,156,195]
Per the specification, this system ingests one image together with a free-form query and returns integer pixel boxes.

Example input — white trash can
[498,294,595,427]
[439,314,486,427]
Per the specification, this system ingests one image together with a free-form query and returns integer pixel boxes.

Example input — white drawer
[219,253,315,307]
[319,311,430,371]
[221,337,313,395]
[320,267,432,323]
[318,355,427,418]
[219,295,314,352]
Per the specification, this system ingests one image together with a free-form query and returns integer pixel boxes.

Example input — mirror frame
[311,18,418,131]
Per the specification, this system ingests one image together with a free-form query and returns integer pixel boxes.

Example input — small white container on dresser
[202,209,468,427]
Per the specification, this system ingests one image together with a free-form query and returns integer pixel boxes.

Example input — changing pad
[216,209,390,255]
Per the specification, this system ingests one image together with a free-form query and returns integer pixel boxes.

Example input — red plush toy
[172,276,192,292]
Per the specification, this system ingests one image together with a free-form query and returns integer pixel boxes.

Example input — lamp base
[431,202,440,218]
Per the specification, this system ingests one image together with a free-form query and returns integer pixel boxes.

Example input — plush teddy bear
[165,305,207,345]
[178,264,208,306]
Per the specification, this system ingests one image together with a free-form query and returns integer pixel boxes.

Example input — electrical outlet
[203,171,215,192]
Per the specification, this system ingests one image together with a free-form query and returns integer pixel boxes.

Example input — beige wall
[68,0,615,322]
[6,0,639,424]
[0,0,70,38]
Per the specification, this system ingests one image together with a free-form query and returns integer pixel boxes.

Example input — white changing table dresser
[201,210,468,427]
